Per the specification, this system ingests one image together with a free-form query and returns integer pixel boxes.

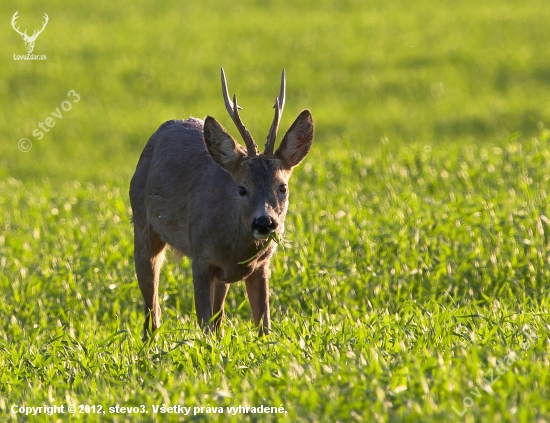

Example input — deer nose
[251,216,278,237]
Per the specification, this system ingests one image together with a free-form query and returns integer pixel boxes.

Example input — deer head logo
[11,11,49,54]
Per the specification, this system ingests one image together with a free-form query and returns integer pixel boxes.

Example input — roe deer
[130,69,314,340]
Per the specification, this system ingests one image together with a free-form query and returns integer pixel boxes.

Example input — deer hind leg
[134,228,166,341]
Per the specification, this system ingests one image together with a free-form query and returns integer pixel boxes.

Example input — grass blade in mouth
[238,232,280,264]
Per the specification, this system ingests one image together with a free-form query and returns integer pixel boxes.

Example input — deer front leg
[212,280,230,332]
[245,264,271,335]
[192,260,216,333]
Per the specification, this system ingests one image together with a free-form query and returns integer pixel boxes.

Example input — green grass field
[1,0,550,421]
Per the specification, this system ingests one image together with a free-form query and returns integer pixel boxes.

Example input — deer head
[11,11,49,54]
[203,69,314,240]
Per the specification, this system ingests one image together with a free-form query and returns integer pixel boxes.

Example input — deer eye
[238,186,247,196]
[278,184,288,194]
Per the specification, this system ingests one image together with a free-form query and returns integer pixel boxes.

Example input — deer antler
[30,13,49,40]
[11,11,28,38]
[221,68,258,157]
[264,69,286,155]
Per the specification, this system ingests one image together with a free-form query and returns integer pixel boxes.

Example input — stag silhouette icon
[11,11,49,54]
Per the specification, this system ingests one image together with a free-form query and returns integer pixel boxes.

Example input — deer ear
[275,110,314,169]
[203,116,246,172]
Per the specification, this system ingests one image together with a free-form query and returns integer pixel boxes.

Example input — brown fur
[130,95,313,341]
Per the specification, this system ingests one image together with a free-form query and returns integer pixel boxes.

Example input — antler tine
[220,68,257,157]
[264,69,286,155]
[220,68,236,119]
[278,68,286,113]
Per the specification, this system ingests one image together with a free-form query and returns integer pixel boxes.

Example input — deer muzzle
[251,216,278,239]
